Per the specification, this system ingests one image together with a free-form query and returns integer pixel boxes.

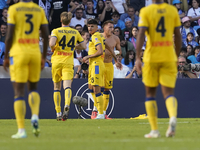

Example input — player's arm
[3,24,14,71]
[69,1,76,13]
[40,25,49,69]
[82,44,103,62]
[49,36,57,52]
[75,41,87,50]
[174,27,182,58]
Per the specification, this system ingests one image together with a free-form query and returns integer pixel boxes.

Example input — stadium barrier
[0,78,199,119]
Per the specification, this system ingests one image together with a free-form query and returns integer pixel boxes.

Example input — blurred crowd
[1,0,200,79]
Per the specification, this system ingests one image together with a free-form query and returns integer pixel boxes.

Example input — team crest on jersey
[95,38,100,42]
[74,82,115,119]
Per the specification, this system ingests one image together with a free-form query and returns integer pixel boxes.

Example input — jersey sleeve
[40,8,48,25]
[92,34,102,47]
[138,8,149,28]
[174,8,181,28]
[51,29,57,38]
[7,6,15,25]
[77,32,84,44]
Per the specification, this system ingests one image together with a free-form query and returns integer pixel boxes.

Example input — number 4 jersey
[138,3,181,63]
[51,26,84,65]
[7,1,48,56]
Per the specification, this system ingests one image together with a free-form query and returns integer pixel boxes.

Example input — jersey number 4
[156,16,166,37]
[59,35,75,50]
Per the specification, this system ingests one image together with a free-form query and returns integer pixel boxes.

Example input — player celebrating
[91,20,122,119]
[135,0,182,138]
[4,0,49,138]
[83,19,105,119]
[49,12,86,121]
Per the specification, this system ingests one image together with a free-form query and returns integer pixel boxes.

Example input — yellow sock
[145,99,158,130]
[14,98,26,129]
[165,96,178,118]
[28,91,40,115]
[65,87,72,106]
[103,91,110,112]
[96,93,103,114]
[91,92,97,110]
[53,90,61,113]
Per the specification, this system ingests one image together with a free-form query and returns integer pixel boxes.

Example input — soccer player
[91,20,122,119]
[135,0,182,138]
[49,12,86,121]
[83,19,106,119]
[4,0,49,139]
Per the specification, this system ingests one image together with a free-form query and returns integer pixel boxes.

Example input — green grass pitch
[0,118,200,150]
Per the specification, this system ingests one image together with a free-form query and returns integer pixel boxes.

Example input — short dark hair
[1,22,7,27]
[87,19,98,25]
[81,30,89,36]
[102,20,114,28]
[75,24,82,28]
[2,7,8,12]
[87,0,94,3]
[112,11,120,17]
[76,7,83,12]
[180,47,187,53]
[119,35,125,41]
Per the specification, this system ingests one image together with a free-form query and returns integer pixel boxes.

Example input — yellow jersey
[138,3,181,62]
[51,26,84,65]
[7,1,48,56]
[88,32,105,64]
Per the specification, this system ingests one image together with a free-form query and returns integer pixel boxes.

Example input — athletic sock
[53,90,61,113]
[96,93,103,114]
[165,95,178,118]
[103,91,110,112]
[28,91,40,115]
[64,87,72,106]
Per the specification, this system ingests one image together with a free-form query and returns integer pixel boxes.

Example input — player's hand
[135,58,142,76]
[3,57,9,72]
[82,55,90,63]
[41,58,45,70]
[116,61,123,70]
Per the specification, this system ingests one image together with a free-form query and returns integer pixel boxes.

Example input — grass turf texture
[0,118,200,150]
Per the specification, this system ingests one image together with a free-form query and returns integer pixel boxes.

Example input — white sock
[31,114,39,120]
[103,111,106,115]
[93,106,97,111]
[18,128,25,134]
[57,112,62,117]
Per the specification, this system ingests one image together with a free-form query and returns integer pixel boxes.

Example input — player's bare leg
[53,81,62,121]
[28,81,40,137]
[62,80,72,121]
[11,82,27,139]
[144,86,160,138]
[161,86,177,137]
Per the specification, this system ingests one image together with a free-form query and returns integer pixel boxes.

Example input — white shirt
[145,0,152,6]
[180,27,198,37]
[112,0,125,14]
[187,7,200,19]
[113,64,130,78]
[70,17,86,27]
[74,58,80,67]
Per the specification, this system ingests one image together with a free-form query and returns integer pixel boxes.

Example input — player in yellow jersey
[49,12,86,121]
[3,0,49,139]
[135,0,182,138]
[83,19,106,119]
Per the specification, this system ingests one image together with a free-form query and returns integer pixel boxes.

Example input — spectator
[85,0,97,19]
[113,51,130,78]
[112,0,128,14]
[120,36,135,58]
[49,0,76,31]
[8,0,19,6]
[70,8,86,28]
[173,0,185,18]
[129,26,138,49]
[95,0,105,20]
[0,7,7,26]
[75,24,83,33]
[125,65,140,78]
[121,50,135,70]
[0,23,7,43]
[111,11,126,30]
[81,30,90,52]
[187,44,193,56]
[187,0,200,31]
[0,41,5,65]
[188,45,200,63]
[181,16,198,43]
[74,48,88,63]
[0,1,8,18]
[122,17,133,41]
[120,6,139,27]
[177,56,197,78]
[114,27,122,37]
[179,47,192,63]
[183,32,199,47]
[33,0,51,21]
[99,0,115,24]
[129,0,145,16]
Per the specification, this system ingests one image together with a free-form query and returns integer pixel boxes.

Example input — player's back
[139,3,181,62]
[7,2,48,56]
[89,32,105,64]
[51,26,83,65]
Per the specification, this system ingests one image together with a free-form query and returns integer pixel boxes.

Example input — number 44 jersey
[7,1,48,56]
[51,26,84,65]
[138,3,181,63]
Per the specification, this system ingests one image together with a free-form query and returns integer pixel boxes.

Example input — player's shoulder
[112,34,120,41]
